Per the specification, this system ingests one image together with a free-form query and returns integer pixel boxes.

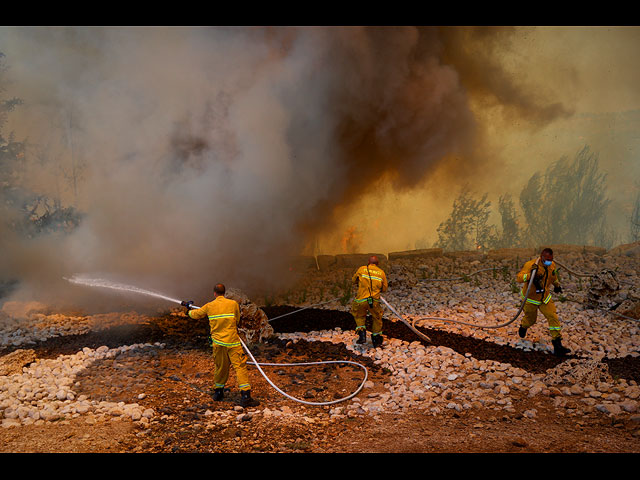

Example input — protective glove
[180,300,194,313]
[554,285,563,294]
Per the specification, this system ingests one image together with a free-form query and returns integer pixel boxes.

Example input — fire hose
[267,295,432,343]
[65,276,368,406]
[378,296,432,342]
[415,260,639,325]
[407,269,538,330]
[185,301,369,407]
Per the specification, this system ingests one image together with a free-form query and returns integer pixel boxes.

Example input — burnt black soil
[262,306,640,383]
[3,306,639,384]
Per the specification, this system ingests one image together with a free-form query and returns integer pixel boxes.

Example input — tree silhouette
[0,52,82,238]
[0,52,27,222]
[519,145,610,246]
[494,193,521,248]
[436,190,496,251]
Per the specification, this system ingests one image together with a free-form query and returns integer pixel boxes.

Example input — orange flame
[341,226,362,254]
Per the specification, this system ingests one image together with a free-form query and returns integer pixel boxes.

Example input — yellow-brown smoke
[0,26,580,309]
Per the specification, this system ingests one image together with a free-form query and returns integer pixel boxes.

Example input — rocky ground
[1,245,640,453]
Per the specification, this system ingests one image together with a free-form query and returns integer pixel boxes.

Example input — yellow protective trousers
[351,298,384,337]
[521,300,563,340]
[213,344,251,391]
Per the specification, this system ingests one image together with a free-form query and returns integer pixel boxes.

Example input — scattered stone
[0,248,639,435]
[512,438,528,447]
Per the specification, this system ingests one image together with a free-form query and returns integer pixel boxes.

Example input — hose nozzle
[181,300,194,310]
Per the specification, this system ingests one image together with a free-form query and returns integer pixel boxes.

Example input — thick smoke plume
[0,27,570,311]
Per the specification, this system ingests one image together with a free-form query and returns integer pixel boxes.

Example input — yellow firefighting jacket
[188,296,242,347]
[352,264,388,302]
[517,259,561,305]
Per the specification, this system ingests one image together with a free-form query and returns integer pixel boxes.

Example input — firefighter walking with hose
[516,247,571,356]
[351,255,388,347]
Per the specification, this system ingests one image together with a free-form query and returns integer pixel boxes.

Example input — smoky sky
[0,26,572,310]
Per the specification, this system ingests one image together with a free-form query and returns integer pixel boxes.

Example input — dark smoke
[0,26,571,311]
[438,26,575,126]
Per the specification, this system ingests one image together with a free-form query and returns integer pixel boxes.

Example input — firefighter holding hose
[351,255,388,347]
[181,284,260,407]
[516,247,571,356]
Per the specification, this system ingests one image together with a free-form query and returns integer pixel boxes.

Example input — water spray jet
[65,275,184,305]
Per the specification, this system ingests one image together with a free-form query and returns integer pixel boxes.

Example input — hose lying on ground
[554,260,636,288]
[264,297,345,322]
[183,301,370,407]
[244,345,368,406]
[379,296,432,342]
[403,270,538,331]
[268,294,433,343]
[416,260,639,324]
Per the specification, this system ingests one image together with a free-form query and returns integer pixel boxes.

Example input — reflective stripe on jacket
[516,259,560,305]
[188,296,242,347]
[352,264,388,301]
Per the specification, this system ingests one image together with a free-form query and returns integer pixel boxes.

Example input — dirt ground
[1,307,640,454]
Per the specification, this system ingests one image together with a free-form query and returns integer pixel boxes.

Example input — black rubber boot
[552,338,571,357]
[240,390,260,408]
[518,326,527,339]
[372,333,383,348]
[213,388,224,401]
[356,329,367,344]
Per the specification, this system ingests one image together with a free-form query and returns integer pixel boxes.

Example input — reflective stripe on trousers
[212,344,251,391]
[351,299,383,335]
[521,300,562,339]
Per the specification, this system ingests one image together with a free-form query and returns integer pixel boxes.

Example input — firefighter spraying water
[65,275,370,407]
[181,283,260,407]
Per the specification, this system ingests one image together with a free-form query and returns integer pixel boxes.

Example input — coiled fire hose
[553,261,639,321]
